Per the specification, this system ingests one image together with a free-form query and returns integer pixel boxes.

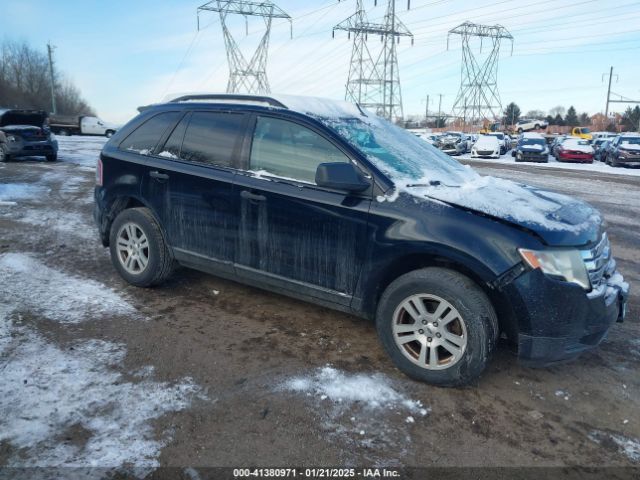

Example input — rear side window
[178,112,245,167]
[119,112,182,155]
[250,116,350,183]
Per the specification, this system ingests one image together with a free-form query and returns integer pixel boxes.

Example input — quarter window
[179,112,245,167]
[119,112,182,155]
[250,117,350,183]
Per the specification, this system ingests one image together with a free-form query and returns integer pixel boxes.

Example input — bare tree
[0,39,94,115]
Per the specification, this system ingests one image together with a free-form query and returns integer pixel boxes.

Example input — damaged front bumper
[501,265,629,367]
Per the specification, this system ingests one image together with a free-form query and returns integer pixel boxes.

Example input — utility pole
[197,1,291,94]
[437,93,443,128]
[602,66,617,118]
[424,94,429,126]
[334,0,413,122]
[47,43,57,114]
[447,22,513,127]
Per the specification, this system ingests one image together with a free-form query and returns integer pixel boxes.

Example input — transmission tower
[198,1,291,94]
[334,0,413,122]
[447,22,513,125]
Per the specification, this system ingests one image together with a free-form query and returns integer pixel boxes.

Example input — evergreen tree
[553,114,565,126]
[545,115,554,125]
[579,112,590,126]
[622,106,640,132]
[565,106,579,127]
[504,102,521,125]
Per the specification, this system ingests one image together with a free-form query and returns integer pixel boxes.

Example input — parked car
[49,114,118,137]
[435,132,469,155]
[550,135,567,158]
[94,93,628,386]
[591,131,618,141]
[515,118,548,133]
[605,134,640,167]
[556,138,594,163]
[0,108,58,162]
[592,138,610,162]
[512,133,549,163]
[421,134,440,145]
[471,134,500,158]
[486,132,509,154]
[570,127,593,141]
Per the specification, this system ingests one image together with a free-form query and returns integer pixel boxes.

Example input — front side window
[179,112,245,167]
[120,112,182,155]
[250,117,350,183]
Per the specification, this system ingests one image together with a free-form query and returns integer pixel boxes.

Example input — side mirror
[315,162,370,193]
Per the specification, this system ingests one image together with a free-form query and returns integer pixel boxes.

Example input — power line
[197,0,292,94]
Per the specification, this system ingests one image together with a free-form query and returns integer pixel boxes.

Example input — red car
[555,138,594,163]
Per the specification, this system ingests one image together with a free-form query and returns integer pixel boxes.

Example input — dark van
[94,94,629,386]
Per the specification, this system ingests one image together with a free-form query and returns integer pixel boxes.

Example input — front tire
[46,154,57,162]
[105,130,115,138]
[109,207,173,287]
[376,268,498,387]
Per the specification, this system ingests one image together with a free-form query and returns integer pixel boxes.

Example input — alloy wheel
[392,294,468,370]
[116,222,150,274]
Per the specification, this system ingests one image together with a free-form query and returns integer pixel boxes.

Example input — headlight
[519,248,590,290]
[7,135,17,142]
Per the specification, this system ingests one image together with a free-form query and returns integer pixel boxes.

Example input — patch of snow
[0,253,135,324]
[0,183,49,202]
[282,366,430,465]
[555,390,571,401]
[589,430,640,463]
[0,313,204,469]
[10,208,96,240]
[284,366,427,413]
[157,151,178,159]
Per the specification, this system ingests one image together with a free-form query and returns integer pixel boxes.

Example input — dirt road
[1,137,638,476]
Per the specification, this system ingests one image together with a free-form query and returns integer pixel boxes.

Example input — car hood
[412,176,602,246]
[0,110,47,128]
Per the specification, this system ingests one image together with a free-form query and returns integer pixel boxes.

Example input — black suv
[94,94,629,386]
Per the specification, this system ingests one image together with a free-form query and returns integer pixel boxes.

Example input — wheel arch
[99,194,162,247]
[362,250,519,345]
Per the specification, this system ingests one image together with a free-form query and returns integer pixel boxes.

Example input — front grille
[477,150,494,155]
[580,233,612,289]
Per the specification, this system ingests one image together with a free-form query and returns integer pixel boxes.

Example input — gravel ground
[0,137,639,477]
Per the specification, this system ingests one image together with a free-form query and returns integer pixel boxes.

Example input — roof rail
[169,94,288,109]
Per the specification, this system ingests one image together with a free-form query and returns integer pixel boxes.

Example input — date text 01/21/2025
[233,468,401,478]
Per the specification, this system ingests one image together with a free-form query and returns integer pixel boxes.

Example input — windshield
[580,128,591,134]
[621,137,640,145]
[522,138,546,146]
[318,115,478,185]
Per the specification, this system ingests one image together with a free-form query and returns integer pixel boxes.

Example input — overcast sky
[4,0,640,123]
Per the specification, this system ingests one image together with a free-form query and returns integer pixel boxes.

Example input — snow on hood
[563,140,593,153]
[410,176,602,241]
[474,136,499,149]
[620,142,640,152]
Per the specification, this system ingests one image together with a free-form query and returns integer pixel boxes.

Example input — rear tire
[109,207,173,287]
[105,130,115,138]
[376,268,498,387]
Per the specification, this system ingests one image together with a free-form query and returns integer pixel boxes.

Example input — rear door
[141,110,247,271]
[233,114,372,306]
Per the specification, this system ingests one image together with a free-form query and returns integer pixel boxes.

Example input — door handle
[240,190,266,202]
[149,171,169,181]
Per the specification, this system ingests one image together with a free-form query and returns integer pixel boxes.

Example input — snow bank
[0,253,135,324]
[0,315,203,469]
